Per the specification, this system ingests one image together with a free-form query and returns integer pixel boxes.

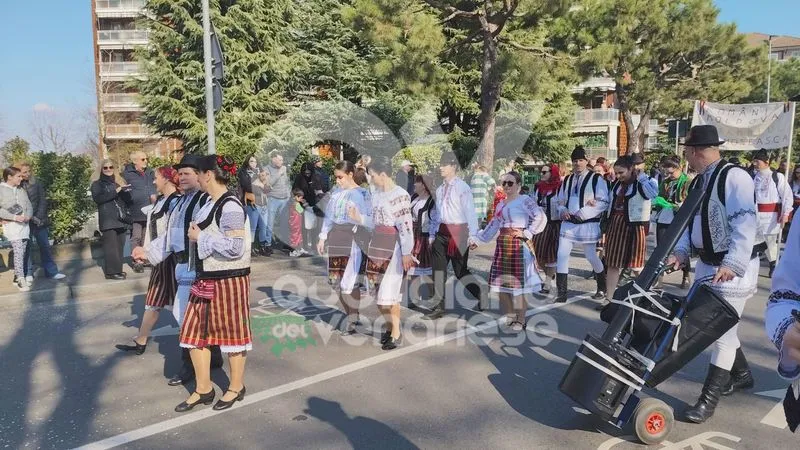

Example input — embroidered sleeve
[779,173,794,217]
[477,201,503,243]
[523,196,547,240]
[146,234,167,266]
[766,297,800,380]
[354,189,373,230]
[577,176,609,221]
[556,178,568,216]
[638,173,660,200]
[197,202,245,260]
[721,169,758,277]
[394,192,415,255]
[674,228,691,263]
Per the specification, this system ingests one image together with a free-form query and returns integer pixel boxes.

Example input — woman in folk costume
[532,163,562,295]
[473,171,547,331]
[175,155,253,413]
[349,157,415,350]
[765,211,800,430]
[317,160,373,335]
[116,167,182,355]
[601,156,659,309]
[652,155,691,288]
[406,174,438,309]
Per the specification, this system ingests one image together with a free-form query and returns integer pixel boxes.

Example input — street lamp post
[202,0,216,155]
[767,35,775,103]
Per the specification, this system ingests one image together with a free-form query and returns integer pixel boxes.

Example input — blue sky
[0,0,798,144]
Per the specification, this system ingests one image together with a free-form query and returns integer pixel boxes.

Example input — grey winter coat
[122,164,156,222]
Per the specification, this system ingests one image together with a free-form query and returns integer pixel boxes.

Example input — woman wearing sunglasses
[91,159,133,280]
[532,164,562,295]
[472,171,547,331]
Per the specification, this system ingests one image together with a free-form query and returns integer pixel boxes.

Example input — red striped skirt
[605,214,647,269]
[145,254,177,310]
[488,228,526,291]
[366,226,399,296]
[533,221,560,267]
[410,223,431,274]
[179,275,252,348]
[327,224,356,288]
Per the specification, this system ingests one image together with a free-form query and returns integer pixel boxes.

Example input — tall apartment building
[92,0,181,160]
[746,33,800,62]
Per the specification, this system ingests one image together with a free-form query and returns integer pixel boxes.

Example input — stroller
[559,187,740,445]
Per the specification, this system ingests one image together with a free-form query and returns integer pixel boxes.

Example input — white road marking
[756,389,788,429]
[532,347,571,365]
[74,295,589,449]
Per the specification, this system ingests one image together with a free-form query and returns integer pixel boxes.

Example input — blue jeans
[245,205,267,244]
[26,225,59,277]
[265,198,289,246]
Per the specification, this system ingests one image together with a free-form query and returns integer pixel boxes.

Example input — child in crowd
[289,188,310,257]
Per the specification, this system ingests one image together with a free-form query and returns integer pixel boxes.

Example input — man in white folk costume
[132,154,224,386]
[751,148,793,277]
[554,146,610,303]
[668,125,764,423]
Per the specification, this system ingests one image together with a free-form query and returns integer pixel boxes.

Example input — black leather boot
[685,364,730,423]
[168,348,196,386]
[555,273,568,303]
[592,270,607,300]
[210,345,224,369]
[722,348,754,396]
[769,261,776,278]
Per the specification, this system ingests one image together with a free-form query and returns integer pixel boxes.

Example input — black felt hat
[571,145,587,161]
[173,154,204,170]
[751,148,770,163]
[684,125,725,147]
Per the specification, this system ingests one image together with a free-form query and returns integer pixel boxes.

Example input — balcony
[584,147,618,161]
[102,93,143,111]
[105,124,156,140]
[97,29,150,47]
[99,62,141,79]
[95,0,145,18]
[573,108,620,134]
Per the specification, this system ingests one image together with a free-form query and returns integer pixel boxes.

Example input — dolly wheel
[633,398,674,445]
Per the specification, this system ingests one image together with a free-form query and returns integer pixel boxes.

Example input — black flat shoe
[115,340,147,355]
[212,387,246,411]
[105,273,126,280]
[379,330,391,345]
[175,390,215,413]
[422,309,445,320]
[382,335,402,350]
[407,302,419,310]
[168,367,195,386]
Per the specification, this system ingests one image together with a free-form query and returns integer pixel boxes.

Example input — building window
[770,52,781,61]
[591,95,604,109]
[788,49,800,60]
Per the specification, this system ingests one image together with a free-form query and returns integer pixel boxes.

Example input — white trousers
[556,238,604,274]
[171,263,196,325]
[695,258,759,370]
[765,233,780,262]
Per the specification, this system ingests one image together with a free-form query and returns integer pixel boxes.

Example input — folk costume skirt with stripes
[366,226,405,306]
[327,223,362,295]
[488,228,543,296]
[144,253,178,311]
[179,275,252,353]
[533,221,560,268]
[408,223,431,276]
[605,214,647,270]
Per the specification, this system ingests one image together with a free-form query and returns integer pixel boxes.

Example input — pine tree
[135,0,304,162]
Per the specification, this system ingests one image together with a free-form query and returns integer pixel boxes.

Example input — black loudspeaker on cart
[558,186,740,445]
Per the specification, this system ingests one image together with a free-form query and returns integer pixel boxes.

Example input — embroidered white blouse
[360,186,415,256]
[148,189,209,266]
[766,211,800,380]
[429,177,479,239]
[194,199,247,261]
[754,169,794,236]
[319,186,372,240]
[477,195,547,243]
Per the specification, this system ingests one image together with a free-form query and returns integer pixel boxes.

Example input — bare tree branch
[498,38,560,59]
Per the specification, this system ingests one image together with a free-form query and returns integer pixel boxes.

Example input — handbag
[115,199,132,225]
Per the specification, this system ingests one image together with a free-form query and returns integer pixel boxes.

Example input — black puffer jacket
[122,164,155,222]
[21,177,48,227]
[91,175,133,231]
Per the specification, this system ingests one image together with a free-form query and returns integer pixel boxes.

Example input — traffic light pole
[202,0,217,155]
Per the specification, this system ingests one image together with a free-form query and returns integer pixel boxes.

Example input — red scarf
[535,164,562,196]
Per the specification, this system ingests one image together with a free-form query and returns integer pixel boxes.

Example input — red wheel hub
[645,412,665,434]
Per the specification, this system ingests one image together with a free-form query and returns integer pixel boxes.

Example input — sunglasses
[502,181,516,187]
[103,166,114,170]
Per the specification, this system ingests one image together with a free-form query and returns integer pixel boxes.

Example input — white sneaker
[17,281,30,292]
[51,273,66,280]
[289,249,301,257]
[25,275,34,283]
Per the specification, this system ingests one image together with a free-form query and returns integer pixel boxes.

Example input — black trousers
[430,232,482,311]
[130,221,146,248]
[102,227,127,275]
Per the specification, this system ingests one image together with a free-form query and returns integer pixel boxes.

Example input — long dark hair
[335,160,356,175]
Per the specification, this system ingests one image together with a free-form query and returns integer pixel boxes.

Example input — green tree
[345,0,578,169]
[33,153,95,243]
[0,137,31,166]
[135,0,304,163]
[746,58,800,163]
[561,0,763,154]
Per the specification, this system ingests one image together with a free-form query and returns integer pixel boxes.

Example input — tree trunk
[476,29,502,169]
[616,81,637,155]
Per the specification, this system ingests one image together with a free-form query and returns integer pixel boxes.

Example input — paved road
[0,245,796,450]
